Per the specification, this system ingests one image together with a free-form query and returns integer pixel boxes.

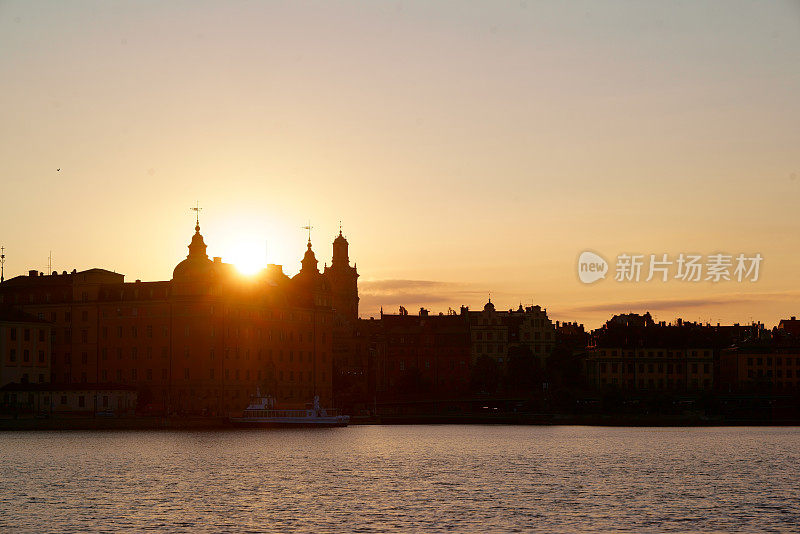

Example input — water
[0,426,798,533]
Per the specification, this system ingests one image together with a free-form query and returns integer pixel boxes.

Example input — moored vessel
[229,390,349,427]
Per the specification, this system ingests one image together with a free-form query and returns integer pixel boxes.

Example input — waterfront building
[0,382,137,416]
[720,347,800,391]
[585,313,767,392]
[0,221,357,415]
[0,306,52,387]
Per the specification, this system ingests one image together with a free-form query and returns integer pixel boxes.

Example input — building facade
[0,221,358,416]
[0,307,52,387]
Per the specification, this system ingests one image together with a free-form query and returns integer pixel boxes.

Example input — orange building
[0,220,358,416]
[0,307,52,387]
[586,347,714,391]
[720,348,800,391]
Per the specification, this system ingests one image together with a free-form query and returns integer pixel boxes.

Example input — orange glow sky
[1,1,799,328]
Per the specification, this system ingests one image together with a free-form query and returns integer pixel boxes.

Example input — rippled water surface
[1,426,799,532]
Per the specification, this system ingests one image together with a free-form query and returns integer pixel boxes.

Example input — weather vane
[190,201,202,226]
[0,246,5,283]
[302,221,313,244]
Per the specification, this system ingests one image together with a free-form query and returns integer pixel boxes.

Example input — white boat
[229,390,349,428]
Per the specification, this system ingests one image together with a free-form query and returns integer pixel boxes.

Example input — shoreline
[1,414,798,431]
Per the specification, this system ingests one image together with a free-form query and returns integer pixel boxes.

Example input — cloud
[563,290,800,315]
[358,279,485,314]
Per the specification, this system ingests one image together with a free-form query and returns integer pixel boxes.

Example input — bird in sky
[56,168,60,171]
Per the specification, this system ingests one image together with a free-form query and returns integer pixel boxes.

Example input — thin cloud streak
[563,291,800,315]
[359,279,487,315]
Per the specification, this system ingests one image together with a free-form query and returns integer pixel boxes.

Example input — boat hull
[228,416,349,428]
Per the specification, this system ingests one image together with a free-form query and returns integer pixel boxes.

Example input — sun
[229,241,265,275]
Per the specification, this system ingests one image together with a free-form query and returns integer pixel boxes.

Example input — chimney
[28,270,37,277]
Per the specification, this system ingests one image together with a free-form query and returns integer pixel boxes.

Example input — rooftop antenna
[0,246,5,283]
[302,221,313,244]
[190,201,202,228]
[48,251,52,274]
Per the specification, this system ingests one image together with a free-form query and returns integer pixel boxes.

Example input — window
[78,396,85,408]
[38,350,45,362]
[23,349,30,362]
[24,329,30,341]
[9,349,16,362]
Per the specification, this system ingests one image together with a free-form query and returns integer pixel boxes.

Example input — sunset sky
[1,1,799,328]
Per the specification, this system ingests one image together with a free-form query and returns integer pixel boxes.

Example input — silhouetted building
[720,345,800,392]
[0,306,52,387]
[467,301,556,368]
[379,308,472,397]
[323,229,359,321]
[0,220,354,415]
[777,316,800,337]
[585,314,768,392]
[1,381,137,416]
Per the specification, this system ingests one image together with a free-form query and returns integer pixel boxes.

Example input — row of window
[397,360,467,371]
[599,349,712,358]
[5,348,47,363]
[600,377,712,389]
[747,369,796,379]
[57,325,327,343]
[746,356,800,366]
[600,362,711,375]
[6,327,47,342]
[59,368,326,384]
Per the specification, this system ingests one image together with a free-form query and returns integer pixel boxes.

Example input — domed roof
[172,223,213,279]
[483,299,495,312]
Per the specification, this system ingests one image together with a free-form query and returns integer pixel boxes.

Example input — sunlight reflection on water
[1,426,799,532]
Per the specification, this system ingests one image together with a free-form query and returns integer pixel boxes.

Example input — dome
[172,256,213,279]
[172,223,213,280]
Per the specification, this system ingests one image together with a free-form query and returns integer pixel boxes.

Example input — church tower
[323,226,359,321]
